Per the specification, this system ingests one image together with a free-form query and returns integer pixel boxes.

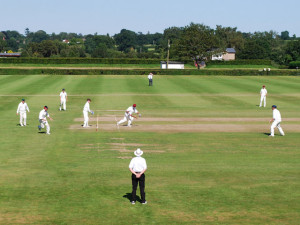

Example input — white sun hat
[134,148,143,157]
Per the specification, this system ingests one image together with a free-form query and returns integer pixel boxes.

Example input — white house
[211,48,236,61]
[161,61,184,69]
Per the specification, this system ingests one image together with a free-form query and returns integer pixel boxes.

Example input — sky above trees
[1,0,300,36]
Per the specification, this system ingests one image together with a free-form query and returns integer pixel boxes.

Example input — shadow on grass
[264,133,271,136]
[123,193,141,203]
[38,131,46,134]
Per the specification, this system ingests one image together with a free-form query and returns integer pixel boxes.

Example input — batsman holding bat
[117,104,141,127]
[83,98,94,128]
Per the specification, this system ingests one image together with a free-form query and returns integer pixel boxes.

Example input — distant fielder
[117,104,140,127]
[259,85,267,107]
[269,105,285,137]
[83,99,94,127]
[59,88,68,111]
[38,106,53,135]
[16,98,30,126]
[148,72,153,86]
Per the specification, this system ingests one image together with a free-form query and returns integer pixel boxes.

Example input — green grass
[0,75,299,224]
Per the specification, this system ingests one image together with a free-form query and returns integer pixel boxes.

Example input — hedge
[0,57,162,64]
[289,61,300,69]
[0,58,273,66]
[206,59,273,66]
[0,68,298,76]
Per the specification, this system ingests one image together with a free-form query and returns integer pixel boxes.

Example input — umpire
[129,148,147,204]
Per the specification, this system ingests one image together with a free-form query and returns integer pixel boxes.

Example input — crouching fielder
[38,106,53,135]
[117,104,140,127]
[269,105,285,137]
[17,98,30,126]
[83,99,94,127]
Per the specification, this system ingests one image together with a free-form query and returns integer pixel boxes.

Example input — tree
[114,29,137,52]
[175,23,218,69]
[280,31,290,40]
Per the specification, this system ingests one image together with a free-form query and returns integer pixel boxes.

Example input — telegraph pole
[166,39,170,69]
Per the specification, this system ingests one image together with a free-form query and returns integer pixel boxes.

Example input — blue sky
[2,0,300,36]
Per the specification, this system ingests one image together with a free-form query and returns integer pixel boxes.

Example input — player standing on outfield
[38,106,53,135]
[269,105,285,137]
[259,85,267,107]
[117,104,140,127]
[148,73,153,86]
[59,88,68,111]
[83,99,94,127]
[16,99,30,126]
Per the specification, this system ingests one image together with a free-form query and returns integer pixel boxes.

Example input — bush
[206,59,272,66]
[289,61,300,69]
[0,57,162,64]
[0,68,298,76]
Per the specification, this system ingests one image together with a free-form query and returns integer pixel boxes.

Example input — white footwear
[131,201,136,205]
[269,135,274,137]
[142,201,147,204]
[46,132,50,135]
[21,124,24,126]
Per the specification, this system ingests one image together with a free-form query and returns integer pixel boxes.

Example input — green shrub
[0,68,298,76]
[0,57,162,64]
[206,59,272,66]
[289,61,300,69]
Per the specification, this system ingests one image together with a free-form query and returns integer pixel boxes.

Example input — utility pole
[167,39,170,69]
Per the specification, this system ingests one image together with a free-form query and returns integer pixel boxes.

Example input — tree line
[0,24,299,66]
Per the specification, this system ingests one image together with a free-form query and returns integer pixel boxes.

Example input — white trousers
[39,119,50,134]
[83,111,89,127]
[270,121,285,136]
[259,96,266,107]
[117,113,134,126]
[19,112,27,125]
[60,100,66,110]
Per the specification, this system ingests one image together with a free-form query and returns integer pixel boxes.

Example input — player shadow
[263,132,271,136]
[38,131,46,134]
[123,193,142,203]
[17,124,30,126]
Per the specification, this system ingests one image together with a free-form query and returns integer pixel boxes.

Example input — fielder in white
[59,88,68,111]
[269,105,285,137]
[148,73,153,86]
[16,98,30,126]
[83,99,94,127]
[259,85,267,107]
[117,104,140,127]
[38,106,53,135]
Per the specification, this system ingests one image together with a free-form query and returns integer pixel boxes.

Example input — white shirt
[273,109,282,122]
[83,102,91,112]
[148,74,153,79]
[17,102,30,113]
[39,109,50,120]
[129,156,147,172]
[260,88,267,96]
[60,91,67,101]
[126,106,138,116]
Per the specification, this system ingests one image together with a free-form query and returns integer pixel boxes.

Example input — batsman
[117,104,141,127]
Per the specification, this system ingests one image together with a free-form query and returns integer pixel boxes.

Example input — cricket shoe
[142,201,147,204]
[20,124,24,126]
[38,125,41,131]
[46,132,50,135]
[269,135,274,137]
[131,201,136,205]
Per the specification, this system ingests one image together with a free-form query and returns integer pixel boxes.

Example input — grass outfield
[0,75,299,224]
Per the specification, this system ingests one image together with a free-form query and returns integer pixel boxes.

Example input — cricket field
[0,75,299,224]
